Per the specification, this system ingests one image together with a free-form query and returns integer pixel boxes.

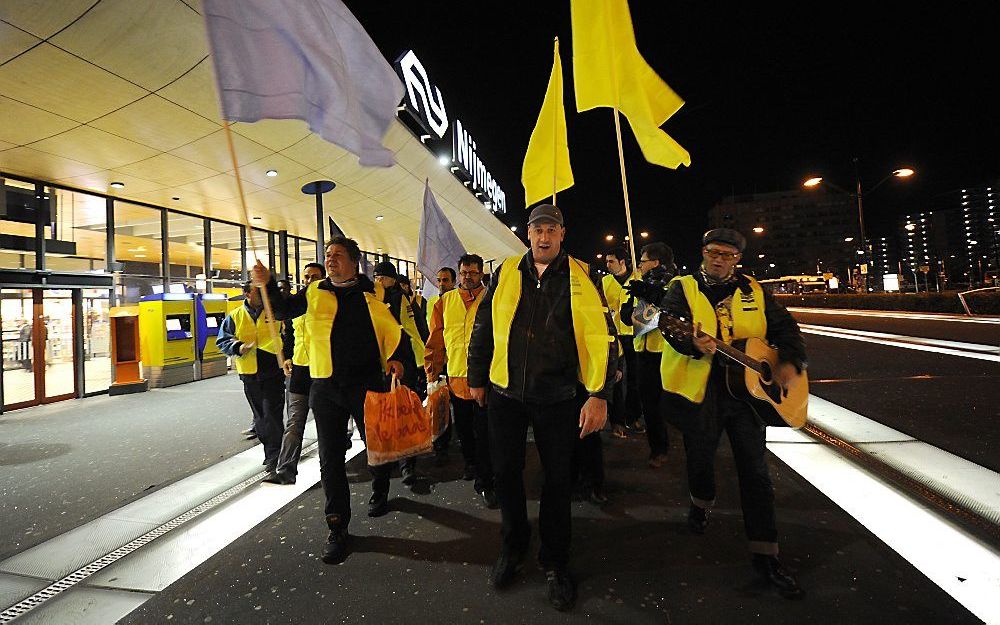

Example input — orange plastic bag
[364,378,433,465]
[424,378,451,442]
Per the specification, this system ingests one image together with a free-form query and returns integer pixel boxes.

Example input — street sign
[860,264,868,275]
[919,265,930,273]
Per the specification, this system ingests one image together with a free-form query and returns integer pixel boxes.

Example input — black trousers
[573,430,604,489]
[310,378,392,529]
[681,382,778,554]
[452,395,494,490]
[621,339,642,420]
[243,375,285,467]
[637,350,669,456]
[489,390,579,570]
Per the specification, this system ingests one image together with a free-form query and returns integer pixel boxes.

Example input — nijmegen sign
[394,50,507,214]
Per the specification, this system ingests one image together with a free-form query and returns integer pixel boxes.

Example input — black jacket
[265,274,411,389]
[660,271,807,371]
[467,251,617,403]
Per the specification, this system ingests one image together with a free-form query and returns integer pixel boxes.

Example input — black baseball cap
[527,204,564,226]
[702,228,746,252]
[373,261,397,278]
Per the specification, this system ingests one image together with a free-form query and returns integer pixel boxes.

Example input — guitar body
[724,337,809,429]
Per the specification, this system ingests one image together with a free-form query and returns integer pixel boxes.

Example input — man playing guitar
[627,227,807,599]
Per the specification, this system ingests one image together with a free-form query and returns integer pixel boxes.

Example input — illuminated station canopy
[0,1,523,265]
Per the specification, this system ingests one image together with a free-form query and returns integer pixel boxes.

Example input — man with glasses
[657,228,807,599]
[601,247,644,439]
[424,254,496,507]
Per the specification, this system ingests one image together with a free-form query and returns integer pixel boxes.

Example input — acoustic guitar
[657,314,809,429]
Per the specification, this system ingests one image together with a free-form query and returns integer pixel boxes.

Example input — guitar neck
[702,332,763,373]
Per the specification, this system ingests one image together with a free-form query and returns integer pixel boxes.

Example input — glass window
[82,288,112,394]
[0,178,39,270]
[44,187,107,273]
[298,239,317,270]
[209,221,243,293]
[114,202,163,304]
[281,236,295,283]
[245,229,270,277]
[166,212,205,291]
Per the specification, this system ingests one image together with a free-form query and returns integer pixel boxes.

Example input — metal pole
[853,157,868,291]
[315,193,324,264]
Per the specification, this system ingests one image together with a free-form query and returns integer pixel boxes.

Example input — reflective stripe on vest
[303,280,402,379]
[489,255,613,394]
[659,275,767,402]
[231,305,282,375]
[601,269,640,336]
[441,287,484,379]
[291,315,308,366]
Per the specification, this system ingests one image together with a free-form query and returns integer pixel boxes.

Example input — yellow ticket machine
[138,294,196,387]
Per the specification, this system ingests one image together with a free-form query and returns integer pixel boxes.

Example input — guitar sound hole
[759,361,773,384]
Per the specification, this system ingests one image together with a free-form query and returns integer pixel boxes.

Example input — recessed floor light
[110,181,125,189]
[265,169,278,177]
[375,215,384,221]
[171,196,180,201]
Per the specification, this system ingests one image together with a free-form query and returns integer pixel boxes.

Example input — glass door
[1,289,37,407]
[1,289,78,410]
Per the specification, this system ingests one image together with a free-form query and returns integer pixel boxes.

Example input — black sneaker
[688,504,709,534]
[545,569,577,611]
[368,491,389,517]
[321,530,349,564]
[627,420,646,434]
[481,488,499,509]
[462,464,477,481]
[752,554,805,599]
[241,428,257,440]
[263,470,295,485]
[401,465,417,486]
[588,487,609,506]
[490,547,526,589]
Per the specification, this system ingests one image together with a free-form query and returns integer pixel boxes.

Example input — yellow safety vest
[441,287,484,378]
[231,305,283,375]
[660,274,767,402]
[634,328,665,353]
[291,315,308,367]
[601,269,640,336]
[303,280,402,379]
[490,255,613,394]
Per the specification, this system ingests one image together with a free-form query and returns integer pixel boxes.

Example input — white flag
[203,0,404,167]
[417,180,465,298]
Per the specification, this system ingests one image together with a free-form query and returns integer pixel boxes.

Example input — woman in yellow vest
[251,236,409,566]
[467,204,617,612]
[657,228,807,599]
[424,253,496,507]
[216,281,285,475]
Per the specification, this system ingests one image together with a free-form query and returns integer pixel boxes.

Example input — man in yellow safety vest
[217,281,285,474]
[425,253,496,507]
[468,204,617,612]
[252,236,410,565]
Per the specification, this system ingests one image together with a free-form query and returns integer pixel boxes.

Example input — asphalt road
[791,309,1000,472]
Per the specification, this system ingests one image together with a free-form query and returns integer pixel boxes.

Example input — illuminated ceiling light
[803,177,823,187]
[437,155,450,166]
[265,169,278,177]
[510,225,517,232]
[753,226,764,233]
[640,231,649,238]
[375,215,384,221]
[893,168,915,178]
[109,181,125,189]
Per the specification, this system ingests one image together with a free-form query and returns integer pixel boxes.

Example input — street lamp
[802,160,916,290]
[605,234,614,242]
[752,226,764,233]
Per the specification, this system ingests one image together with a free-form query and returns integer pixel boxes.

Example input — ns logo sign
[395,50,448,140]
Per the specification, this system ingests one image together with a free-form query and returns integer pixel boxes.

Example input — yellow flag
[522,38,574,207]
[571,0,691,168]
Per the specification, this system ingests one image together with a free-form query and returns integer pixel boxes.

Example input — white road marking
[788,307,1000,324]
[800,324,1000,362]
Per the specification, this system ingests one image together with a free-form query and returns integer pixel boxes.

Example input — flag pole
[552,36,559,207]
[611,110,638,265]
[222,120,284,371]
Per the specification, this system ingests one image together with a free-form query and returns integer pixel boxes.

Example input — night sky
[349,2,1000,269]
